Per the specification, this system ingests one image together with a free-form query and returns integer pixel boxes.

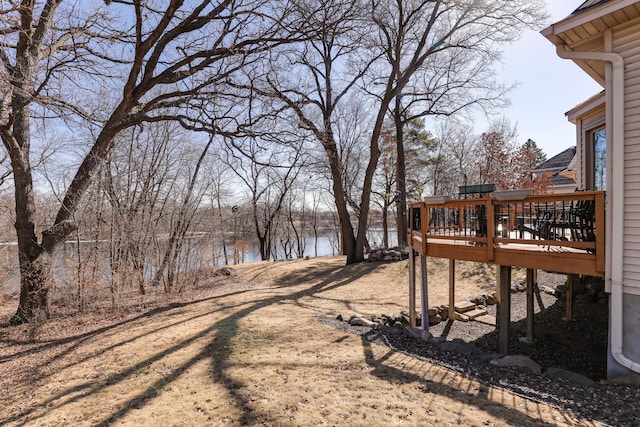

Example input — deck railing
[408,191,605,276]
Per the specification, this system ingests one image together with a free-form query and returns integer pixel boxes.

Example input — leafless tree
[151,135,213,291]
[254,0,381,264]
[368,0,548,246]
[221,133,306,260]
[0,0,310,323]
[372,126,396,248]
[431,117,478,196]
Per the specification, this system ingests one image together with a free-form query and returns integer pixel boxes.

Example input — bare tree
[368,0,548,246]
[0,0,309,324]
[221,135,305,261]
[434,117,478,195]
[256,0,381,263]
[372,126,397,248]
[151,135,213,292]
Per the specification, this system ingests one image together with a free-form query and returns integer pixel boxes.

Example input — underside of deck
[406,191,606,354]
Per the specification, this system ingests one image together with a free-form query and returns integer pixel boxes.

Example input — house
[543,0,640,378]
[532,146,578,193]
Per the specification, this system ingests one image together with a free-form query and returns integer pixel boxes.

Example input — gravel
[317,271,640,426]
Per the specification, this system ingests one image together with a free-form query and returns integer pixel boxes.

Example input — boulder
[428,314,442,325]
[545,367,597,387]
[490,355,541,375]
[349,315,377,328]
[403,326,423,340]
[420,330,433,342]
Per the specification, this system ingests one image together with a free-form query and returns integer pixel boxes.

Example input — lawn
[0,257,590,426]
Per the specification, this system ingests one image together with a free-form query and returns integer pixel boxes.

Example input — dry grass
[0,256,597,426]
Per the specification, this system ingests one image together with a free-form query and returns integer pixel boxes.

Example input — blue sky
[492,1,602,158]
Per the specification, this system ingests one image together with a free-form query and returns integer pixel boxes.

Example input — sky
[487,1,602,158]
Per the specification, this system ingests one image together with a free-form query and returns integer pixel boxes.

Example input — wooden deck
[408,191,605,277]
[406,191,606,352]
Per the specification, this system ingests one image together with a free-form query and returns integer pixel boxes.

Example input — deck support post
[498,265,512,354]
[409,248,416,327]
[449,259,455,319]
[565,274,574,321]
[523,268,536,344]
[420,254,429,332]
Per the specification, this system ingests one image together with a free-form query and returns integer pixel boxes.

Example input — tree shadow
[359,336,564,426]
[2,261,617,426]
[2,260,372,425]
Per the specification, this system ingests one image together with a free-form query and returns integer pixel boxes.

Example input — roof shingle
[535,146,576,171]
[572,0,611,15]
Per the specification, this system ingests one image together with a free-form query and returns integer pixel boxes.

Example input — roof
[541,0,640,85]
[551,174,577,186]
[572,0,612,14]
[535,147,577,171]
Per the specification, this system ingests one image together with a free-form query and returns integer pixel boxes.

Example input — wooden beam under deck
[421,242,603,277]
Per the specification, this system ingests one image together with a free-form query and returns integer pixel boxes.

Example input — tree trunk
[7,95,56,324]
[382,206,389,248]
[394,106,408,247]
[325,146,359,263]
[12,253,53,324]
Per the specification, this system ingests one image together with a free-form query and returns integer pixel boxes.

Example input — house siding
[614,18,640,294]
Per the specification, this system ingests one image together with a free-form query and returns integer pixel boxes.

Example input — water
[0,227,398,290]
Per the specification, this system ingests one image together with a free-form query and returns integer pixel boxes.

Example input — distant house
[532,146,577,193]
[543,0,640,379]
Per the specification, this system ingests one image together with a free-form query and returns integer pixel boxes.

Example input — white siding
[614,19,640,292]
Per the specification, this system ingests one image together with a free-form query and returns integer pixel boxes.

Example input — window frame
[585,121,606,191]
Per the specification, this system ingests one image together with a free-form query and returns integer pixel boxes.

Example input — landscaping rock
[610,373,640,386]
[367,247,408,262]
[474,314,496,326]
[545,367,597,387]
[541,286,556,295]
[490,355,542,375]
[403,326,423,340]
[429,314,442,325]
[465,308,488,319]
[420,330,433,342]
[349,315,377,328]
[478,353,505,362]
[454,300,476,313]
[485,293,498,305]
[454,312,470,322]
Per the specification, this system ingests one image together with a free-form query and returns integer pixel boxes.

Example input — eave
[542,0,640,85]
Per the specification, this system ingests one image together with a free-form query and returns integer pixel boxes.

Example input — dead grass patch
[0,256,596,426]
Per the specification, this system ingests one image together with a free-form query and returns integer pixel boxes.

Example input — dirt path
[0,257,595,426]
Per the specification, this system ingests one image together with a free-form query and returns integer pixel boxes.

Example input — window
[585,126,606,190]
[592,127,606,191]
